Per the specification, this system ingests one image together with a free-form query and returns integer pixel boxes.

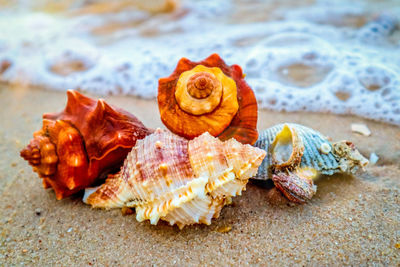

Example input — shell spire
[254,123,368,203]
[84,130,266,229]
[158,53,258,145]
[20,90,153,199]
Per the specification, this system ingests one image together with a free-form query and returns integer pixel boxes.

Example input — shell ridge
[135,176,208,223]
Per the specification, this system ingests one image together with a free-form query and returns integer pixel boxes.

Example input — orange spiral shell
[158,53,258,145]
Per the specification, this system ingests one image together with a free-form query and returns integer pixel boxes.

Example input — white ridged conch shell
[254,123,369,203]
[83,129,266,229]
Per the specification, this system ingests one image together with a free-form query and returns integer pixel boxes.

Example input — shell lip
[270,124,304,170]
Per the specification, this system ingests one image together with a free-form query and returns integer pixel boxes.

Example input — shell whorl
[84,130,266,228]
[158,53,258,144]
[174,64,237,117]
[187,72,217,99]
[20,133,58,177]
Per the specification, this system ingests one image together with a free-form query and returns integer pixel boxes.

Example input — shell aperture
[84,129,266,229]
[254,123,369,203]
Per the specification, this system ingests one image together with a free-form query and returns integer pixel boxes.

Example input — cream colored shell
[84,129,266,229]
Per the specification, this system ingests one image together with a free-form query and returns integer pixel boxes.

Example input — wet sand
[0,85,399,266]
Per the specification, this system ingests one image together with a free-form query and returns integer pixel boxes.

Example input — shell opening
[270,124,304,170]
[272,125,294,164]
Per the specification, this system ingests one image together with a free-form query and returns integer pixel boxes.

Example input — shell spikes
[158,53,259,145]
[20,90,153,199]
[84,129,266,229]
[254,123,369,203]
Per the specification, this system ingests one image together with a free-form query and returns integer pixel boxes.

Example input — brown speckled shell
[158,53,258,145]
[20,90,152,199]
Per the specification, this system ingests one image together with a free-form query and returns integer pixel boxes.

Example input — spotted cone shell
[84,129,266,229]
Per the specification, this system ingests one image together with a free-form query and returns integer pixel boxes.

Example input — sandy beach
[0,85,399,265]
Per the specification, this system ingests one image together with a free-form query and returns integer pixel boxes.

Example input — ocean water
[0,0,399,125]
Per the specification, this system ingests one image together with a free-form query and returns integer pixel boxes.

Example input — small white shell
[320,142,331,154]
[351,123,371,136]
[369,152,379,165]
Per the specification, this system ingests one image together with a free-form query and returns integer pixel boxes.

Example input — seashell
[254,123,369,203]
[158,53,258,145]
[83,129,266,229]
[20,90,152,199]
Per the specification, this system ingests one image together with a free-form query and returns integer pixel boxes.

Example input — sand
[0,85,399,266]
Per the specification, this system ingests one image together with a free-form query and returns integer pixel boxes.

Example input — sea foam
[0,0,399,125]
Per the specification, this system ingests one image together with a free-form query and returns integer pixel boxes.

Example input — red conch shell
[158,53,258,145]
[20,90,152,199]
